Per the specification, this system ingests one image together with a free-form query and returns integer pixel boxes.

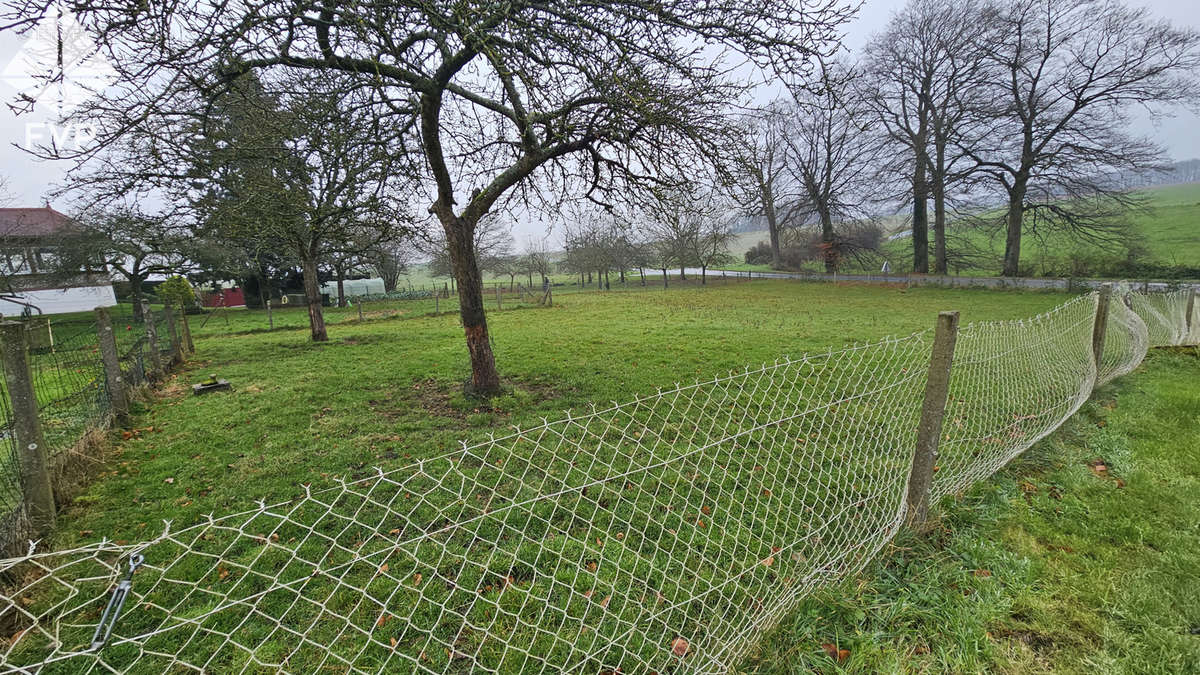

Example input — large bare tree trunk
[335,265,346,308]
[1001,182,1027,277]
[912,158,929,274]
[763,186,782,268]
[821,211,836,274]
[445,216,502,395]
[129,274,146,323]
[301,254,328,341]
[933,184,948,275]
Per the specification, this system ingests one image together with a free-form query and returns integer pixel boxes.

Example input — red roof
[0,206,76,239]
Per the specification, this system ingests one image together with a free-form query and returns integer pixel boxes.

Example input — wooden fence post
[905,311,960,527]
[266,298,275,331]
[166,309,183,364]
[1091,283,1113,370]
[142,303,163,377]
[357,299,364,322]
[1186,286,1196,332]
[496,285,502,310]
[0,321,56,535]
[181,309,194,354]
[435,292,439,314]
[94,307,129,426]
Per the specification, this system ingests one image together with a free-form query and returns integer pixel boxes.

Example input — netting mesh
[0,288,1195,674]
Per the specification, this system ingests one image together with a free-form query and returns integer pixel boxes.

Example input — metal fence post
[181,309,194,354]
[94,307,128,426]
[166,309,183,364]
[905,310,960,527]
[142,302,163,377]
[0,321,56,535]
[1091,283,1113,370]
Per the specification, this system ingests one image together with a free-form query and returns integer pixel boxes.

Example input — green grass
[58,281,1073,547]
[11,280,1192,673]
[742,347,1200,674]
[732,183,1200,277]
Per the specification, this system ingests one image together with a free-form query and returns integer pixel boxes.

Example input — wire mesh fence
[0,287,1195,674]
[0,307,182,557]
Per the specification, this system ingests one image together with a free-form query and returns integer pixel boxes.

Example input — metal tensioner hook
[89,553,145,652]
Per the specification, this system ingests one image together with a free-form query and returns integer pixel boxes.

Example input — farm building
[319,277,385,298]
[0,205,118,315]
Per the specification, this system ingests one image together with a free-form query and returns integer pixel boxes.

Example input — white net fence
[0,286,1195,674]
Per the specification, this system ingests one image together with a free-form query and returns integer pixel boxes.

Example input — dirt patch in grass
[397,377,571,422]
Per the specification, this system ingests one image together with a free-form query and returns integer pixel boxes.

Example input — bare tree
[724,102,795,269]
[519,238,553,288]
[2,0,853,394]
[863,0,990,274]
[970,0,1200,277]
[782,64,882,273]
[52,206,200,313]
[367,241,415,293]
[189,76,411,341]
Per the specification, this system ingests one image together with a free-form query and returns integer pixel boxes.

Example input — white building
[0,206,118,316]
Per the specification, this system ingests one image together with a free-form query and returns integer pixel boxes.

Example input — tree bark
[302,253,328,341]
[128,273,146,323]
[444,215,502,395]
[679,266,686,281]
[335,265,346,308]
[912,157,930,274]
[701,265,707,284]
[932,182,948,275]
[820,210,836,274]
[662,268,668,288]
[763,184,782,268]
[1001,180,1027,277]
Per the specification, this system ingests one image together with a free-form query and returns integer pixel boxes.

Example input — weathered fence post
[266,298,275,331]
[1091,283,1113,370]
[1186,286,1196,332]
[180,309,194,354]
[905,310,960,527]
[496,285,502,310]
[0,321,56,535]
[142,302,163,377]
[357,299,364,322]
[94,307,129,426]
[166,309,183,364]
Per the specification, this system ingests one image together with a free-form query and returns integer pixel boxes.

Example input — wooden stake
[1091,283,1113,370]
[905,311,960,527]
[0,321,55,535]
[95,307,128,426]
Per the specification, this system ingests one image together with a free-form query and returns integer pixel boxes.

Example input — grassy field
[744,347,1200,674]
[731,182,1200,277]
[56,281,1074,548]
[13,279,1195,672]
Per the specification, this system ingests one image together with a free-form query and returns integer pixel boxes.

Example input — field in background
[732,182,1200,277]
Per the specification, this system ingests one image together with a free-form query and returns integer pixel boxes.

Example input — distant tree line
[726,0,1200,278]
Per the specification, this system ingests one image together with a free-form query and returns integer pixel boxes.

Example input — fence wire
[0,288,1195,674]
[0,309,170,560]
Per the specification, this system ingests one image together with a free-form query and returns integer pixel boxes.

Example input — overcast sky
[0,0,1196,229]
